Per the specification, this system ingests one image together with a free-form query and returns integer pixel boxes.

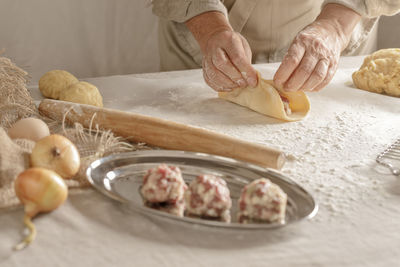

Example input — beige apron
[226,0,323,63]
[158,0,375,71]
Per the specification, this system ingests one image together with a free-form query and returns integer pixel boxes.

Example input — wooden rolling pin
[39,99,285,169]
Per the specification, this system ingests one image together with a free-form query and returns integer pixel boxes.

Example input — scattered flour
[90,65,400,224]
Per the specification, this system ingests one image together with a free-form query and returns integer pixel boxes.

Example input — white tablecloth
[2,56,400,267]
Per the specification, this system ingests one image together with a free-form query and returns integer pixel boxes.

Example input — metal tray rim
[86,150,318,230]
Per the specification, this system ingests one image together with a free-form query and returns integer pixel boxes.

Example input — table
[1,56,400,267]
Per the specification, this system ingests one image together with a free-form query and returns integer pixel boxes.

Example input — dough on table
[59,81,103,107]
[218,72,310,121]
[39,70,79,99]
[352,48,400,97]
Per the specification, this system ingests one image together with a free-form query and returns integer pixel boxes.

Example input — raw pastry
[141,164,187,217]
[352,48,400,97]
[59,81,103,107]
[218,72,310,121]
[185,174,232,222]
[39,70,79,99]
[238,178,287,224]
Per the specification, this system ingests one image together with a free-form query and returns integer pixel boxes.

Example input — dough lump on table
[59,81,103,107]
[39,70,79,99]
[352,48,400,97]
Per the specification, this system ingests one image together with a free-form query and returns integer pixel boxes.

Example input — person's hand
[274,4,361,92]
[201,30,258,92]
[274,20,343,92]
[185,11,258,92]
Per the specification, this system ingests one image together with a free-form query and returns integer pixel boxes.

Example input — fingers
[203,58,237,92]
[202,30,257,91]
[313,63,337,91]
[274,41,305,90]
[211,48,247,87]
[274,42,337,92]
[299,59,329,91]
[274,20,344,93]
[224,34,258,87]
[283,51,319,91]
[240,34,253,65]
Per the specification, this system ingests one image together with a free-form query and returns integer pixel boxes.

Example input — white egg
[8,117,50,142]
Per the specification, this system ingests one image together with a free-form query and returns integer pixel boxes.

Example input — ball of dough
[237,178,287,224]
[185,174,232,222]
[141,164,187,217]
[8,117,50,142]
[141,164,186,204]
[59,81,103,107]
[352,48,400,97]
[39,70,79,99]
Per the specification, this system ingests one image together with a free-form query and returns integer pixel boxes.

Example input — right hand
[201,30,258,92]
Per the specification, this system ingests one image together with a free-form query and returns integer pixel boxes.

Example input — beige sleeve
[322,1,400,55]
[323,0,400,17]
[151,0,227,23]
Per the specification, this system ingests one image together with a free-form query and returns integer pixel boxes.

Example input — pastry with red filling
[238,178,287,223]
[280,95,292,115]
[140,164,187,217]
[185,174,232,222]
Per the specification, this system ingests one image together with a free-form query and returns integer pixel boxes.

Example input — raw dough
[39,70,79,99]
[237,178,287,224]
[218,72,310,121]
[141,164,187,217]
[59,81,103,107]
[352,48,400,97]
[184,174,232,222]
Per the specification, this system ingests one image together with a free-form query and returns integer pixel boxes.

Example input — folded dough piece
[218,73,310,121]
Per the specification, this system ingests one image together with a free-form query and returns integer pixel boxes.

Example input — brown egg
[8,117,50,142]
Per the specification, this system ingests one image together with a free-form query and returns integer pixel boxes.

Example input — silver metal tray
[86,150,318,229]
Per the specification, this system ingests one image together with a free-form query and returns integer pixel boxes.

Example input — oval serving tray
[86,150,318,229]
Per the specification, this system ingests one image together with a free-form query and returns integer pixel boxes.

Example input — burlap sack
[0,128,33,209]
[57,121,142,188]
[0,122,142,209]
[0,55,150,209]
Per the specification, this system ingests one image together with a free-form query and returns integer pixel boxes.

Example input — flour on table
[88,64,400,224]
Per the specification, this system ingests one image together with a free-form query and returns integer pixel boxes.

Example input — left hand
[274,20,345,92]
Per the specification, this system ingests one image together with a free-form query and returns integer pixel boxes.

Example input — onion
[30,134,80,179]
[14,168,68,250]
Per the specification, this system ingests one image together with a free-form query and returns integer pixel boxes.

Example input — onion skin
[30,134,80,179]
[14,167,68,250]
